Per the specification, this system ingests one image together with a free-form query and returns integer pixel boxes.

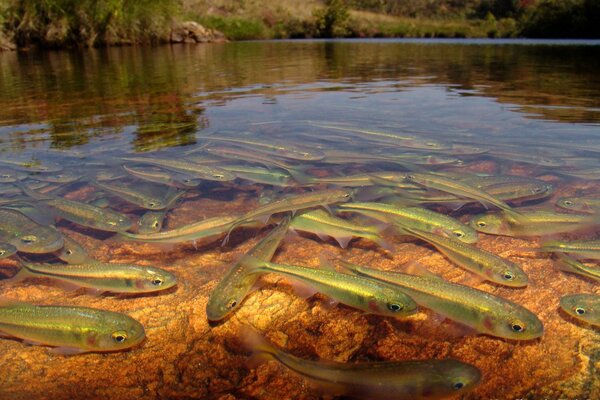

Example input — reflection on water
[1,40,600,399]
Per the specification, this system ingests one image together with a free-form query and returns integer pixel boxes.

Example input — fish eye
[20,235,38,244]
[503,271,514,280]
[152,221,159,228]
[387,303,403,312]
[111,331,129,343]
[151,278,164,286]
[149,202,157,208]
[1,174,9,178]
[66,249,73,255]
[213,174,224,179]
[575,307,586,315]
[0,250,5,256]
[511,322,525,332]
[343,193,351,198]
[406,174,416,180]
[453,231,465,238]
[425,142,437,147]
[563,200,573,207]
[107,221,117,226]
[476,221,486,227]
[227,299,238,309]
[453,382,465,390]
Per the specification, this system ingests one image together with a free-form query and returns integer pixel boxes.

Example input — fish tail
[240,326,278,368]
[555,253,581,273]
[287,167,315,185]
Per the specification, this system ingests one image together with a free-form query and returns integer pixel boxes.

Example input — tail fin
[240,326,278,368]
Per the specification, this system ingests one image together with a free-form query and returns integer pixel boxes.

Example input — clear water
[0,39,600,399]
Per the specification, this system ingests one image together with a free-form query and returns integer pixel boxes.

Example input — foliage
[313,0,351,37]
[197,15,267,40]
[2,0,177,47]
[520,0,600,38]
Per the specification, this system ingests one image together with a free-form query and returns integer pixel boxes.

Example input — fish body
[290,209,386,248]
[555,254,600,282]
[337,202,478,244]
[255,261,417,317]
[0,208,64,253]
[0,299,145,352]
[93,180,184,211]
[538,239,600,260]
[398,225,528,287]
[118,215,243,244]
[14,261,177,293]
[18,185,133,232]
[560,294,600,326]
[556,197,600,214]
[206,217,291,321]
[338,260,542,339]
[220,164,295,187]
[250,333,480,399]
[470,210,597,237]
[121,156,235,182]
[122,164,202,189]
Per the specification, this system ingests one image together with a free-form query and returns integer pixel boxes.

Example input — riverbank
[1,0,599,50]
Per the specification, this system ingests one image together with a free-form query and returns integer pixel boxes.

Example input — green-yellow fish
[290,209,390,249]
[206,216,291,321]
[470,210,597,237]
[337,202,478,244]
[397,224,528,287]
[0,299,145,353]
[335,258,543,340]
[0,208,64,253]
[12,261,177,294]
[252,261,417,317]
[560,294,600,327]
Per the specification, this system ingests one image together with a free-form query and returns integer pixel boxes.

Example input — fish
[117,214,250,244]
[335,258,543,339]
[0,167,26,183]
[0,208,64,253]
[18,185,133,232]
[122,164,202,189]
[290,209,389,249]
[252,261,417,317]
[0,242,17,259]
[55,234,92,264]
[337,202,478,244]
[400,172,520,215]
[0,299,145,353]
[196,133,325,161]
[34,171,81,184]
[554,253,600,282]
[469,210,598,237]
[11,261,177,294]
[534,239,600,260]
[137,210,166,234]
[0,157,63,172]
[556,197,600,214]
[219,164,296,187]
[206,216,292,321]
[396,224,528,287]
[120,156,236,182]
[225,189,353,243]
[246,330,481,399]
[560,294,600,327]
[93,180,185,211]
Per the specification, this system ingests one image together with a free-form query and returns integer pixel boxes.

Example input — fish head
[430,360,481,397]
[177,177,202,188]
[491,309,544,340]
[0,243,17,259]
[469,213,508,235]
[556,197,591,213]
[13,227,64,254]
[445,227,479,244]
[376,288,418,317]
[206,273,259,322]
[135,268,177,292]
[143,198,167,210]
[487,263,528,288]
[93,315,146,351]
[137,213,164,234]
[560,294,598,324]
